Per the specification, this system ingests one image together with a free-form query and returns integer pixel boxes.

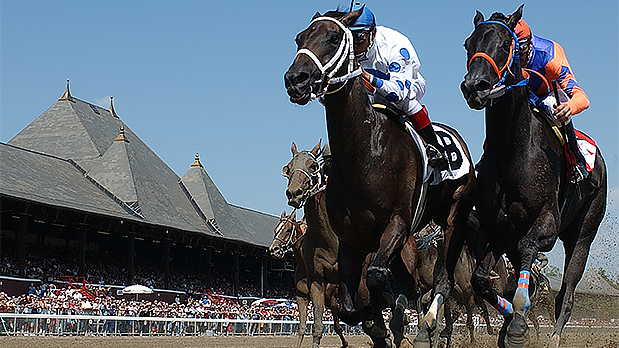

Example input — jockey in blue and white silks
[347,4,448,170]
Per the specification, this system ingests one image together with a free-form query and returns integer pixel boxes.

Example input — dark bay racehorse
[285,9,475,348]
[461,5,607,348]
[269,142,348,348]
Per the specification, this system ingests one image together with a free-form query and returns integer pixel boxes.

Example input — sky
[1,2,617,219]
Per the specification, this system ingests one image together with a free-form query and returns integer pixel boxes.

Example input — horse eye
[502,40,511,51]
[282,165,290,177]
[327,31,340,45]
[307,160,319,173]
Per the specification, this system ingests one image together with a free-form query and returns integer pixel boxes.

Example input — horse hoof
[367,266,392,291]
[505,314,529,348]
[412,341,430,348]
[550,333,560,348]
[370,337,393,348]
[398,337,414,348]
[498,315,512,348]
[413,321,431,348]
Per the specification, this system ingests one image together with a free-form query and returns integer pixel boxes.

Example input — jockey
[347,5,449,171]
[515,19,590,183]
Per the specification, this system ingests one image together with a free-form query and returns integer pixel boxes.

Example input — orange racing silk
[526,35,589,115]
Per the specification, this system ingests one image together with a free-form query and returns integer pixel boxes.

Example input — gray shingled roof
[0,143,138,220]
[3,86,279,247]
[180,159,279,247]
[229,204,280,247]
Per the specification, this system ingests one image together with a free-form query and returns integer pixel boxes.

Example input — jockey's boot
[408,105,449,171]
[419,124,449,171]
[564,121,589,184]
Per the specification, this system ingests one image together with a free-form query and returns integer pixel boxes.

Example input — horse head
[282,141,323,208]
[269,210,298,259]
[284,9,363,105]
[461,5,523,109]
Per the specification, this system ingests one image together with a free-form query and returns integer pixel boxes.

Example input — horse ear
[312,12,321,21]
[311,140,322,157]
[507,4,524,30]
[474,10,484,26]
[340,6,363,27]
[291,142,298,155]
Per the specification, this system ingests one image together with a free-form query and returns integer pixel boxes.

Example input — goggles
[352,30,370,44]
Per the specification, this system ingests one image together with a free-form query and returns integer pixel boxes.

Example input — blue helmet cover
[344,4,375,31]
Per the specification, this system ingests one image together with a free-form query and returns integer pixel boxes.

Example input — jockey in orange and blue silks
[515,19,590,183]
[347,4,449,171]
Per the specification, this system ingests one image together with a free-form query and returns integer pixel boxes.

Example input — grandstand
[0,81,294,299]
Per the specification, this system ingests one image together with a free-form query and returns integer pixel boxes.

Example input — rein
[294,16,361,100]
[273,210,307,251]
[467,20,529,103]
[284,151,327,208]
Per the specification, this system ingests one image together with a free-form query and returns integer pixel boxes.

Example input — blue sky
[1,0,617,219]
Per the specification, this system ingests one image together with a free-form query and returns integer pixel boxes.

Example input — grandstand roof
[3,82,277,247]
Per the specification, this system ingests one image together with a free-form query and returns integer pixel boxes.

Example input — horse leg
[326,283,348,348]
[367,214,408,293]
[390,293,409,348]
[310,281,326,348]
[423,199,470,342]
[472,249,513,348]
[530,309,540,339]
[475,295,494,335]
[337,241,368,326]
[296,294,309,348]
[553,206,600,348]
[438,298,453,348]
[367,214,409,348]
[464,300,476,344]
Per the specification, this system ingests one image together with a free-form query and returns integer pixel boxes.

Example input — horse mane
[323,10,347,19]
[489,12,509,22]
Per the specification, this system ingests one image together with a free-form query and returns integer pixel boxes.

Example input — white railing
[0,313,417,337]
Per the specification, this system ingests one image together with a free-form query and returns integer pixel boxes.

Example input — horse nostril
[293,72,309,86]
[475,80,492,92]
[286,190,293,200]
[295,189,304,197]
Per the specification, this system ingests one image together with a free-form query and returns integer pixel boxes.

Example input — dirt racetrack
[1,326,618,348]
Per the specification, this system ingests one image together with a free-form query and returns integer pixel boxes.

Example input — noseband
[283,151,326,208]
[294,16,362,100]
[467,20,528,101]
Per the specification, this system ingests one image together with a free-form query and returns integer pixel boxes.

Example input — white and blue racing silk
[361,26,426,115]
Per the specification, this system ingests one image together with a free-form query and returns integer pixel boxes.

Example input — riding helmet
[345,4,375,31]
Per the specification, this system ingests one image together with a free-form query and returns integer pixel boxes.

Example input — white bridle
[294,16,362,100]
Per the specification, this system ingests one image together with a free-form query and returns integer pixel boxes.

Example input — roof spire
[109,96,119,118]
[191,153,203,168]
[59,79,75,102]
[114,125,130,143]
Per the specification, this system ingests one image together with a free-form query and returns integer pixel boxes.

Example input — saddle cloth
[575,129,597,172]
[405,122,471,185]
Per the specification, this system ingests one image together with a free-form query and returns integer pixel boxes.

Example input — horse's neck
[324,78,375,167]
[485,87,535,161]
[304,192,337,248]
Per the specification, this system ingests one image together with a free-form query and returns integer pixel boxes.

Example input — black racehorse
[285,8,475,348]
[461,5,607,348]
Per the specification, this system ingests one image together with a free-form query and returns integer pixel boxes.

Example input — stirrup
[569,164,589,184]
[426,145,449,171]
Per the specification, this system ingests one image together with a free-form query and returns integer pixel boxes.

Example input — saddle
[533,107,597,174]
[371,104,471,185]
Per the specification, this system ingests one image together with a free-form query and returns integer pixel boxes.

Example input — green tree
[544,265,562,277]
